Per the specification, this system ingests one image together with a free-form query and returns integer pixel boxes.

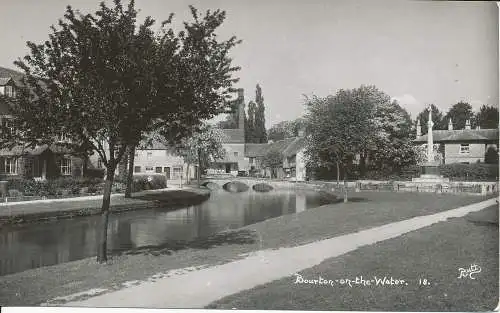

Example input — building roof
[222,128,245,144]
[0,143,73,156]
[282,137,307,157]
[0,67,24,83]
[414,129,499,143]
[0,77,13,86]
[243,137,304,158]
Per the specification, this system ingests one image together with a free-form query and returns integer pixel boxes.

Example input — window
[249,157,254,164]
[1,118,14,136]
[4,85,15,97]
[233,151,239,157]
[134,166,141,173]
[147,152,153,159]
[155,167,162,173]
[173,167,182,179]
[1,157,18,174]
[59,158,72,175]
[57,132,69,142]
[459,144,470,154]
[97,158,103,169]
[135,152,139,158]
[145,166,154,172]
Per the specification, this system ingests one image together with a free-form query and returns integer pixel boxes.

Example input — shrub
[439,163,498,181]
[84,168,105,179]
[131,174,166,192]
[8,189,22,197]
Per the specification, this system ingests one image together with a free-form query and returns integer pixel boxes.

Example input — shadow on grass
[465,205,499,227]
[113,229,258,257]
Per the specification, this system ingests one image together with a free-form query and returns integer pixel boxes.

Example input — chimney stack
[448,118,453,130]
[416,119,422,137]
[465,119,471,130]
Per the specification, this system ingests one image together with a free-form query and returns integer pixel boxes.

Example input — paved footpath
[63,197,497,308]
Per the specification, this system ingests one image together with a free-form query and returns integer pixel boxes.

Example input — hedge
[131,174,166,192]
[439,163,498,181]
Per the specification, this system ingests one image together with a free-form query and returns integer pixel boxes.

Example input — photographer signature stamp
[457,264,482,280]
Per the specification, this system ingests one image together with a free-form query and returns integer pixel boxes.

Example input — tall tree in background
[2,1,240,263]
[415,104,446,135]
[246,101,257,142]
[475,105,499,129]
[254,84,267,143]
[444,101,474,130]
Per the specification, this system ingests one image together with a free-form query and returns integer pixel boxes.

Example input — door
[164,167,171,179]
[225,163,231,173]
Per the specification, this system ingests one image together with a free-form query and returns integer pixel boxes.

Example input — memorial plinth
[412,162,449,183]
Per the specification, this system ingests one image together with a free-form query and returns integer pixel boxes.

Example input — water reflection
[0,188,334,276]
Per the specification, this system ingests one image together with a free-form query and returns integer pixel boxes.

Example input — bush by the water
[252,183,273,192]
[131,174,166,192]
[223,181,249,192]
[4,177,105,197]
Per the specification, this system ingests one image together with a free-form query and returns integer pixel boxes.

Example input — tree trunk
[197,148,202,187]
[125,146,135,198]
[336,162,340,187]
[97,168,115,263]
[343,165,348,203]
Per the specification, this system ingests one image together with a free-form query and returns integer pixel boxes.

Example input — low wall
[355,180,499,196]
[203,177,499,196]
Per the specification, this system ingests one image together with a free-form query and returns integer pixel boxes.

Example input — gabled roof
[243,137,304,158]
[0,67,24,83]
[414,129,499,143]
[0,77,14,86]
[0,144,73,156]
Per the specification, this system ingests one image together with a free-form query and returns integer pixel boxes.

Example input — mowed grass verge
[0,191,493,306]
[207,205,499,311]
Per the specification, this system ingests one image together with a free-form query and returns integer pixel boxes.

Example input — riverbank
[0,191,495,306]
[0,187,211,227]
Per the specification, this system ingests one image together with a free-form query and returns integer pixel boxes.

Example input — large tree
[415,104,446,135]
[304,85,420,201]
[475,105,499,129]
[1,1,240,263]
[253,84,267,143]
[261,149,283,178]
[444,101,474,130]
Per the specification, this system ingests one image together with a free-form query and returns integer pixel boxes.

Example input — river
[0,188,335,276]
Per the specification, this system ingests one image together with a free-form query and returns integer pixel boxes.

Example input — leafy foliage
[475,105,499,129]
[176,123,228,173]
[304,85,419,180]
[261,149,283,168]
[444,101,474,130]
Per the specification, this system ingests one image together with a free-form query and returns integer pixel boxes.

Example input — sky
[0,0,498,128]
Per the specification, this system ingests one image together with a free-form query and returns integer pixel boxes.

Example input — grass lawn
[0,191,494,306]
[207,205,499,311]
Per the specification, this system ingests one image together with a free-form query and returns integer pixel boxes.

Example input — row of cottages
[413,118,499,164]
[0,67,88,180]
[244,132,307,180]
